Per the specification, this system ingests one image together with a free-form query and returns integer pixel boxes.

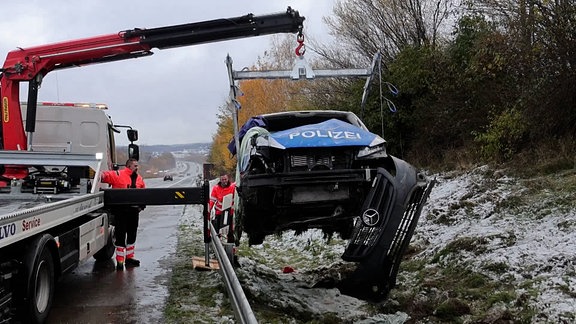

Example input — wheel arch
[22,234,61,291]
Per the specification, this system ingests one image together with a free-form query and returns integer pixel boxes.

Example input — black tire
[17,234,55,324]
[241,201,266,245]
[337,220,354,240]
[94,226,115,262]
[247,232,265,245]
[234,201,244,246]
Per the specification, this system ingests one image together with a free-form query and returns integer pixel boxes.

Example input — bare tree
[321,0,456,64]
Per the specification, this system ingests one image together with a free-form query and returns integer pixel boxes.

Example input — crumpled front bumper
[338,156,435,300]
[238,168,372,208]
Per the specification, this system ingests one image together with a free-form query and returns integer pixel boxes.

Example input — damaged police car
[231,110,434,300]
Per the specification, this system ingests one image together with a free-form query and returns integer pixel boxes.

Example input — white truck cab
[21,102,118,167]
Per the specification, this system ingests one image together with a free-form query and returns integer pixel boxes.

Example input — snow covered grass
[165,165,576,323]
[394,166,576,323]
[235,230,384,323]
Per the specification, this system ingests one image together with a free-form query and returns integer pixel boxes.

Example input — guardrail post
[202,179,211,267]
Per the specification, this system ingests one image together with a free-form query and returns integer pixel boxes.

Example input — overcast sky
[0,1,334,146]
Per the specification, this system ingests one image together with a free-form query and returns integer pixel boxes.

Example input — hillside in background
[139,143,211,154]
[116,142,210,178]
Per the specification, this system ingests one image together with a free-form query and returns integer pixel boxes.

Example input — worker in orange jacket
[208,174,236,243]
[101,158,146,270]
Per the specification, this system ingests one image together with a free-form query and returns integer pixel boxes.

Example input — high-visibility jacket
[209,182,235,215]
[101,167,146,189]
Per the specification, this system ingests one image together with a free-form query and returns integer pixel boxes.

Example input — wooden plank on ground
[192,256,220,270]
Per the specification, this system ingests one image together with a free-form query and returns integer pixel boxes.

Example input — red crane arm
[2,33,152,82]
[0,7,304,153]
[1,33,153,152]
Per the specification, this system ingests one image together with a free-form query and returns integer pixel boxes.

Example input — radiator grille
[288,150,351,172]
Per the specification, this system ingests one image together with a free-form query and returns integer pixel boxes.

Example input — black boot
[125,258,140,267]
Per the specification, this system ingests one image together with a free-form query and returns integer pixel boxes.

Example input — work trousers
[212,210,234,243]
[113,206,140,247]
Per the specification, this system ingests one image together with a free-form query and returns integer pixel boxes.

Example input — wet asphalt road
[46,165,200,324]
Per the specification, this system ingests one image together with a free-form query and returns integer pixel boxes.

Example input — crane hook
[295,33,306,57]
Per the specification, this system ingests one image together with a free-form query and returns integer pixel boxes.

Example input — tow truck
[0,8,304,323]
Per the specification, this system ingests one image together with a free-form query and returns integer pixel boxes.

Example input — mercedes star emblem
[361,208,380,227]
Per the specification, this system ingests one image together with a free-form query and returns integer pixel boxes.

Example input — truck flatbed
[0,192,104,249]
[0,195,52,215]
[0,150,105,249]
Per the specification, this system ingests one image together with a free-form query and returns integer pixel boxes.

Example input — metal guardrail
[209,222,257,324]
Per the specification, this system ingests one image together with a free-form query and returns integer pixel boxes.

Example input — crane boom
[0,7,304,182]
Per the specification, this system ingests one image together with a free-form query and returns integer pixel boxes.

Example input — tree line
[208,0,576,176]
